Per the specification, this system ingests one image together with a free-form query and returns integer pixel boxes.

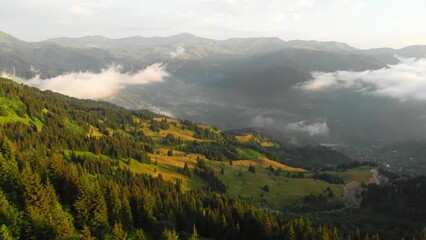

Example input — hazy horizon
[2,0,426,49]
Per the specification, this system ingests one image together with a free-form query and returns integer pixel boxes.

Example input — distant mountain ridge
[1,29,426,79]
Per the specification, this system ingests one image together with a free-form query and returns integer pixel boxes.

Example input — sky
[1,0,426,49]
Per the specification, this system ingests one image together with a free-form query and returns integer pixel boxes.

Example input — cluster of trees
[237,137,279,161]
[180,120,222,141]
[177,163,192,177]
[150,119,170,132]
[313,172,344,184]
[273,145,353,170]
[248,164,256,174]
[193,158,226,193]
[286,172,305,179]
[0,131,279,239]
[361,176,426,221]
[193,127,222,141]
[163,134,183,147]
[181,140,239,161]
[335,161,378,171]
[267,166,284,177]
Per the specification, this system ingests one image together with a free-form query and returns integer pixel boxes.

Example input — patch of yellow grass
[260,141,275,147]
[259,157,306,172]
[88,125,103,137]
[236,133,275,147]
[149,148,201,167]
[153,117,177,123]
[132,116,142,124]
[236,134,254,143]
[160,125,199,141]
[120,158,194,191]
[232,157,305,172]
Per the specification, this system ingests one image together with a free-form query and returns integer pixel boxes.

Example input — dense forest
[0,78,425,239]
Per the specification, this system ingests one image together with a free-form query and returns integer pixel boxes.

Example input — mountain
[364,45,426,58]
[47,32,209,50]
[284,39,358,52]
[2,30,426,79]
[3,30,426,146]
[0,31,25,46]
[0,32,114,78]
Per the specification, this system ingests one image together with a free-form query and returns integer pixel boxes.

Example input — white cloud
[269,14,286,24]
[169,47,186,58]
[286,120,329,136]
[292,14,302,22]
[202,16,223,26]
[251,115,275,127]
[5,63,170,100]
[298,57,426,101]
[69,6,93,16]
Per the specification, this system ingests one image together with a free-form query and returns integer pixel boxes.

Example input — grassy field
[235,133,277,147]
[118,120,374,209]
[0,97,44,129]
[211,160,343,207]
[0,100,373,210]
[120,143,373,209]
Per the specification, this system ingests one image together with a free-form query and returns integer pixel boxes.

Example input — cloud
[286,120,329,136]
[298,57,426,101]
[69,6,93,16]
[6,63,170,100]
[169,47,186,58]
[251,115,275,127]
[202,16,223,26]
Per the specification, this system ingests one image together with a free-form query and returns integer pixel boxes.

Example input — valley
[0,28,426,239]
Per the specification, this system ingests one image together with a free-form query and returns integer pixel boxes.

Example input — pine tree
[355,228,361,240]
[0,225,13,240]
[189,225,199,240]
[111,222,127,240]
[80,225,95,240]
[287,225,296,240]
[135,228,146,240]
[0,191,21,238]
[74,182,109,238]
[161,228,179,240]
[421,228,426,240]
[22,165,76,238]
[371,233,380,240]
[0,137,14,162]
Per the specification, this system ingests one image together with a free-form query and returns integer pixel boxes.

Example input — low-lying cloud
[286,120,329,136]
[298,57,426,101]
[7,63,170,100]
[251,115,275,127]
[169,47,186,59]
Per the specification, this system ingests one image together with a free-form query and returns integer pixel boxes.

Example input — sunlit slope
[0,78,371,210]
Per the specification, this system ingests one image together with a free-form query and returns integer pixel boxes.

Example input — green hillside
[0,77,370,209]
[0,78,404,240]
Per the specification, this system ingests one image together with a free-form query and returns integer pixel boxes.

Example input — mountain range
[2,30,426,79]
[2,30,426,174]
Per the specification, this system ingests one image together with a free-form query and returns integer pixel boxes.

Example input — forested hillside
[0,78,425,239]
